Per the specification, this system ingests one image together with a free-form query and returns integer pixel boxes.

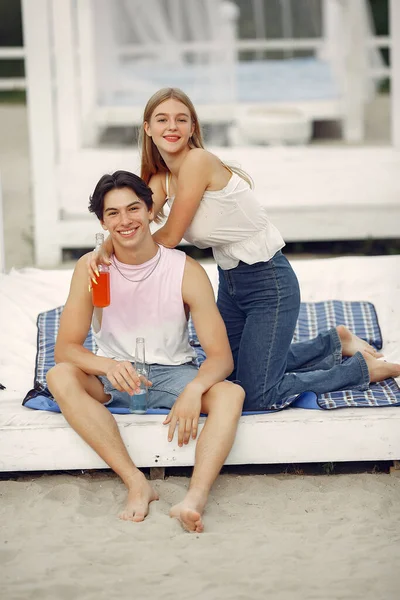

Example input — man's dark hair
[89,170,154,220]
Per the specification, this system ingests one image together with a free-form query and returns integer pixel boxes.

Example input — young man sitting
[46,170,244,533]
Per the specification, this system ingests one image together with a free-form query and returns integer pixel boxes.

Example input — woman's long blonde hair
[139,87,252,188]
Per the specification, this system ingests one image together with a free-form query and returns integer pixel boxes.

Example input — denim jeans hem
[352,351,370,391]
[330,327,343,366]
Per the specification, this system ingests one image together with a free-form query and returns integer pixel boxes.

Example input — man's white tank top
[92,245,196,365]
[166,171,285,270]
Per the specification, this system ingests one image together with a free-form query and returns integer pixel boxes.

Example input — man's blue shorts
[99,362,199,411]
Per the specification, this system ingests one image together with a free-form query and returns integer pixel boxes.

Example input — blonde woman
[88,88,399,410]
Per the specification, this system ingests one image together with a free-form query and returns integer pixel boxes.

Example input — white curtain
[93,0,237,107]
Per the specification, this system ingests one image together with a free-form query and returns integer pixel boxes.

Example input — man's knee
[206,381,245,417]
[46,362,83,395]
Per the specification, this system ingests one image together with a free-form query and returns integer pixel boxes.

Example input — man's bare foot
[119,472,159,522]
[362,351,400,383]
[337,325,383,358]
[170,501,204,533]
[170,488,208,533]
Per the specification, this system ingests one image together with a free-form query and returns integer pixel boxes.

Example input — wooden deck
[1,254,399,473]
[1,396,400,472]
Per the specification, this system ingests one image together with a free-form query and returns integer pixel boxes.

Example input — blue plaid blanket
[23,301,400,412]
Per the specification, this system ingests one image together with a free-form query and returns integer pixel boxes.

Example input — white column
[219,1,239,105]
[51,0,81,156]
[21,0,62,266]
[93,0,118,113]
[319,0,341,61]
[390,0,400,148]
[76,0,98,145]
[341,0,367,143]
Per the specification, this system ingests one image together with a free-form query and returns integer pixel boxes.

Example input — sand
[1,469,400,599]
[1,102,400,599]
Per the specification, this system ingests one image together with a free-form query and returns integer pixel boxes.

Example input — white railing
[0,47,26,58]
[115,36,390,57]
[0,21,391,92]
[113,35,392,84]
[0,47,26,91]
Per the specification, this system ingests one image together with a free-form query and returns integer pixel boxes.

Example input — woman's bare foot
[362,351,400,383]
[337,325,383,358]
[170,489,207,533]
[119,472,159,522]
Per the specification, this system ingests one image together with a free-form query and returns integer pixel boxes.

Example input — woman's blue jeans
[217,251,370,411]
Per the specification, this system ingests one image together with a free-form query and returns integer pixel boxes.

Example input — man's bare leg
[170,381,244,533]
[47,363,158,522]
[337,325,383,358]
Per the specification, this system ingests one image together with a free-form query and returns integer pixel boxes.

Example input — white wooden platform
[1,394,399,472]
[1,255,399,473]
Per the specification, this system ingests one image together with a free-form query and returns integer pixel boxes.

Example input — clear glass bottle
[92,233,110,308]
[130,337,148,414]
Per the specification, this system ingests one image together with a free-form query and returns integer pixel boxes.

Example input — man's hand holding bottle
[106,360,152,396]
